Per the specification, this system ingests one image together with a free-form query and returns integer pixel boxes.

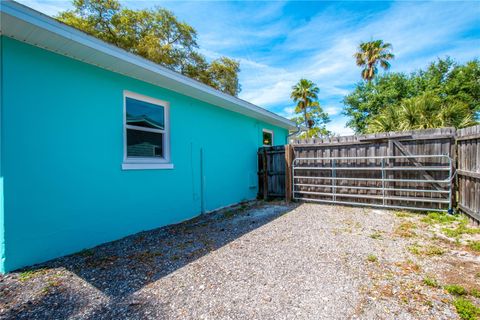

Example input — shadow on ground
[1,201,297,319]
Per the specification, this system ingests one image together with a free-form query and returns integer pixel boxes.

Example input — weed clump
[394,221,417,238]
[367,254,378,263]
[421,212,458,225]
[423,276,439,287]
[453,298,480,320]
[467,241,480,252]
[445,284,468,296]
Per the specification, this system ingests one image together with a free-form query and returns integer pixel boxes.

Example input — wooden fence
[456,125,480,222]
[258,125,480,222]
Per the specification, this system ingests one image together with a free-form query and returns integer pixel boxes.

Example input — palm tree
[366,93,477,133]
[354,40,394,81]
[290,79,319,128]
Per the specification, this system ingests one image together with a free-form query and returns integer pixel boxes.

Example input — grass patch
[19,268,47,282]
[367,254,378,263]
[408,244,445,256]
[442,219,480,239]
[453,298,480,320]
[370,231,383,240]
[471,289,480,299]
[445,284,468,296]
[467,241,480,252]
[423,276,439,287]
[394,221,417,238]
[424,245,445,256]
[222,210,235,219]
[395,211,413,218]
[421,212,458,225]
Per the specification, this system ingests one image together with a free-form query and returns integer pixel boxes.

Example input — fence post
[285,144,294,202]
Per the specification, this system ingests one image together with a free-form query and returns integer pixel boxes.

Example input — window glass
[126,97,165,130]
[126,129,163,158]
[263,131,273,146]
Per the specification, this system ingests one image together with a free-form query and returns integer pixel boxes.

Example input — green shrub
[453,298,480,320]
[470,288,480,298]
[445,284,468,296]
[423,276,439,287]
[367,254,378,262]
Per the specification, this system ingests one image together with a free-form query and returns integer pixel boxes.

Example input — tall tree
[291,79,319,128]
[290,79,330,138]
[57,0,241,96]
[354,40,394,81]
[343,58,480,133]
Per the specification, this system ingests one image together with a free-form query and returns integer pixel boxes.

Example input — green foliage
[445,284,468,296]
[343,58,480,133]
[421,212,459,225]
[468,241,480,252]
[423,276,439,287]
[57,0,240,95]
[290,79,330,138]
[471,289,480,298]
[442,220,480,238]
[354,40,394,81]
[19,268,47,282]
[366,254,378,262]
[366,92,476,133]
[369,231,383,240]
[453,298,480,320]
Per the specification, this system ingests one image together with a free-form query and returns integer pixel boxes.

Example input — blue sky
[19,0,480,135]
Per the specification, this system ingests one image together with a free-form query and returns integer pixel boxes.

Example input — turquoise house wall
[0,36,288,272]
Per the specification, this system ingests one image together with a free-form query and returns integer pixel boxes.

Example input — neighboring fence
[257,125,480,222]
[456,125,480,222]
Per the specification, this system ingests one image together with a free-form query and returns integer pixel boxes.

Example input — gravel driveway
[1,202,479,319]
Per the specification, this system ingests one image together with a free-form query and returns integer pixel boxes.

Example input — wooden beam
[392,140,444,191]
[457,169,480,179]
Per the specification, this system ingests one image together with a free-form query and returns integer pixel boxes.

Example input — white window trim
[262,129,274,147]
[122,90,173,170]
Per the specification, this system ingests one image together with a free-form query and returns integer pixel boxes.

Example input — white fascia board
[0,1,296,130]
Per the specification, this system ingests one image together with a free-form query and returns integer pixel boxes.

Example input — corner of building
[0,35,6,274]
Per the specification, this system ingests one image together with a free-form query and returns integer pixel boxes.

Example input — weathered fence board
[456,124,480,222]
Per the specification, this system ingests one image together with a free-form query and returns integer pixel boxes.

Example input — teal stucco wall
[0,36,288,272]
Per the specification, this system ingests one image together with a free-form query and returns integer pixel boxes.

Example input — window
[262,129,273,146]
[122,91,172,170]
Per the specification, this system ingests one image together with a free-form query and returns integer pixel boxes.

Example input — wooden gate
[257,146,286,199]
[289,128,456,211]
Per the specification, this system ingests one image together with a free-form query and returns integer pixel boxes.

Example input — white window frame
[262,129,274,147]
[122,90,173,170]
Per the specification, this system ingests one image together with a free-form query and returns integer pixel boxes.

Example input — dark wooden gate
[257,146,286,199]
